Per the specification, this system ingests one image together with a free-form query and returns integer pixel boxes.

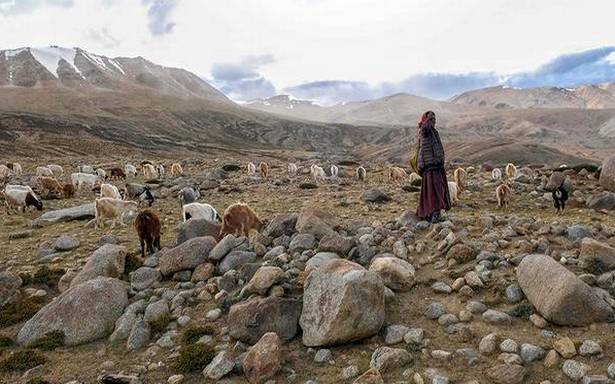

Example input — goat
[388,166,407,183]
[496,183,512,210]
[330,165,339,178]
[156,164,165,179]
[124,164,137,178]
[94,197,138,229]
[100,183,122,199]
[552,186,569,215]
[178,186,200,207]
[170,163,183,177]
[247,162,256,175]
[505,163,517,179]
[491,168,502,181]
[63,183,75,198]
[311,165,326,182]
[38,176,63,196]
[356,166,366,182]
[142,164,157,179]
[453,167,467,192]
[96,168,107,180]
[4,187,43,214]
[0,165,11,181]
[78,165,94,174]
[219,202,263,238]
[259,162,270,178]
[109,167,126,180]
[47,164,64,177]
[448,181,459,205]
[134,210,161,258]
[71,173,99,193]
[183,202,221,222]
[36,166,53,177]
[288,163,298,178]
[124,183,155,207]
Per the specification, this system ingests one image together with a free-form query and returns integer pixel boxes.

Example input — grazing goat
[124,183,155,207]
[0,165,11,181]
[182,202,221,222]
[288,163,298,178]
[134,210,161,258]
[247,162,256,175]
[156,164,165,178]
[330,165,339,178]
[36,166,53,177]
[71,173,99,193]
[178,186,200,207]
[448,181,459,205]
[63,183,75,198]
[124,164,137,178]
[78,165,94,174]
[496,183,512,210]
[142,164,157,179]
[505,163,517,179]
[453,167,467,192]
[311,165,326,182]
[38,176,64,196]
[96,168,107,180]
[47,164,63,177]
[94,197,138,229]
[552,186,568,215]
[4,186,43,214]
[100,183,122,199]
[491,168,502,181]
[356,166,366,182]
[219,202,263,238]
[109,167,126,180]
[170,163,183,177]
[388,166,407,183]
[259,162,270,178]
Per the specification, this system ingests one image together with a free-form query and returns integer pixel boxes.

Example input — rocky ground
[1,155,615,384]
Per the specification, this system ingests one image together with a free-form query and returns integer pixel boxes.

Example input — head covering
[419,111,435,128]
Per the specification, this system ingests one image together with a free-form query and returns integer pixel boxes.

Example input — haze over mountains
[1,46,614,165]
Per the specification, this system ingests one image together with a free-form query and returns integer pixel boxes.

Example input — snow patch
[5,48,27,58]
[29,46,81,77]
[108,59,125,75]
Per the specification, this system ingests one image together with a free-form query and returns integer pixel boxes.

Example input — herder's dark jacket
[417,123,445,173]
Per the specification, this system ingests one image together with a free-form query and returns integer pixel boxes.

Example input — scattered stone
[554,337,577,358]
[203,350,234,380]
[127,319,151,351]
[32,203,95,227]
[158,236,217,276]
[579,238,615,272]
[70,244,127,287]
[520,343,546,363]
[482,309,512,324]
[369,256,416,291]
[0,271,22,306]
[352,368,384,384]
[599,155,615,192]
[130,267,162,290]
[176,219,221,245]
[369,346,412,371]
[479,333,498,355]
[295,207,337,239]
[314,349,333,363]
[219,251,257,274]
[579,340,602,356]
[242,332,281,384]
[425,302,447,320]
[54,235,80,251]
[562,359,589,381]
[209,234,248,261]
[362,188,391,203]
[384,324,409,345]
[404,328,424,345]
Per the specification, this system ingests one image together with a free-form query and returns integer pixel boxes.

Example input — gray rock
[17,277,128,346]
[599,155,615,192]
[32,203,94,227]
[0,271,22,307]
[424,302,447,319]
[318,233,355,255]
[403,328,424,345]
[608,362,615,379]
[263,213,298,238]
[479,333,498,355]
[520,343,545,363]
[431,281,452,294]
[295,207,337,239]
[517,254,613,326]
[466,301,487,314]
[219,251,256,274]
[209,234,248,261]
[54,235,80,252]
[300,259,385,347]
[241,266,284,296]
[582,375,610,384]
[562,359,589,381]
[144,299,170,324]
[203,351,234,380]
[289,233,317,253]
[176,219,221,245]
[314,349,333,363]
[587,192,615,211]
[384,324,409,345]
[499,339,518,353]
[579,340,602,356]
[369,347,412,370]
[127,318,150,351]
[579,238,615,272]
[505,283,524,303]
[130,267,162,290]
[158,236,217,276]
[482,309,512,324]
[109,310,137,343]
[362,188,391,203]
[486,364,526,384]
[305,252,340,273]
[568,225,592,242]
[70,244,126,287]
[369,256,416,291]
[341,365,359,380]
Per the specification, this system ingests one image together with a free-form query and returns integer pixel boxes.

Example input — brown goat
[38,176,64,196]
[63,183,75,198]
[496,183,512,210]
[134,209,161,258]
[219,202,263,238]
[258,162,270,178]
[109,167,127,180]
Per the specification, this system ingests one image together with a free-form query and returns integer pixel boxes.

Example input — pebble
[206,308,222,321]
[479,333,498,355]
[424,302,447,319]
[529,314,547,328]
[431,281,452,294]
[314,349,333,364]
[562,359,589,381]
[340,365,359,379]
[385,325,409,345]
[404,328,424,345]
[499,339,518,353]
[579,340,602,356]
[554,337,577,358]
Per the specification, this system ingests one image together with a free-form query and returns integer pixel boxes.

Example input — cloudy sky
[1,0,615,104]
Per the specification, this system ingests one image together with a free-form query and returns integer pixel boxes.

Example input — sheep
[96,168,107,180]
[109,167,126,180]
[6,184,35,194]
[100,183,122,199]
[47,164,63,177]
[94,197,138,229]
[388,166,407,183]
[63,183,75,198]
[288,163,298,178]
[408,172,421,185]
[356,166,366,182]
[134,209,161,258]
[453,167,467,192]
[219,202,263,238]
[448,181,459,205]
[4,187,43,214]
[330,165,339,178]
[552,185,569,215]
[491,168,502,181]
[505,163,517,179]
[247,162,256,175]
[38,176,64,196]
[259,162,270,178]
[79,165,94,174]
[178,186,200,207]
[124,164,137,178]
[36,166,53,177]
[170,163,183,177]
[71,173,99,193]
[0,164,11,181]
[142,164,157,179]
[182,202,221,222]
[496,183,512,209]
[156,164,165,179]
[311,165,326,182]
[124,183,155,207]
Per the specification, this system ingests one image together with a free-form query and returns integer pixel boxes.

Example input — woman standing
[416,111,451,223]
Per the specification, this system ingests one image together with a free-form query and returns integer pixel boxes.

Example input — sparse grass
[30,331,64,351]
[172,343,215,373]
[508,303,534,319]
[26,378,54,384]
[20,266,65,289]
[0,350,47,372]
[0,296,46,327]
[149,313,173,334]
[0,336,13,348]
[181,324,216,345]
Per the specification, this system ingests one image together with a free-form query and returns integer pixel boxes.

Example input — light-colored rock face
[517,254,613,326]
[32,203,95,227]
[241,266,284,296]
[368,256,416,291]
[158,236,217,276]
[0,271,22,306]
[17,277,128,346]
[600,156,615,192]
[295,207,337,239]
[300,259,385,347]
[70,244,127,287]
[242,332,281,384]
[579,238,615,272]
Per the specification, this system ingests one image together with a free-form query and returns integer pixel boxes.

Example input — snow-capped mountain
[0,46,227,101]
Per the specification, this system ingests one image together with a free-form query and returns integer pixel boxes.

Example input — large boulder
[263,213,298,238]
[295,207,337,239]
[0,271,22,306]
[241,266,285,296]
[242,332,281,384]
[175,219,221,245]
[300,259,385,346]
[158,236,216,276]
[599,156,615,192]
[218,251,256,274]
[517,254,613,326]
[228,296,302,344]
[32,203,95,227]
[587,191,615,211]
[318,233,355,255]
[17,277,128,346]
[369,257,416,291]
[305,252,340,274]
[579,238,615,273]
[70,244,127,287]
[209,234,248,261]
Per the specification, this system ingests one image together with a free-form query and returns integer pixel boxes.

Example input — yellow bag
[409,132,420,174]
